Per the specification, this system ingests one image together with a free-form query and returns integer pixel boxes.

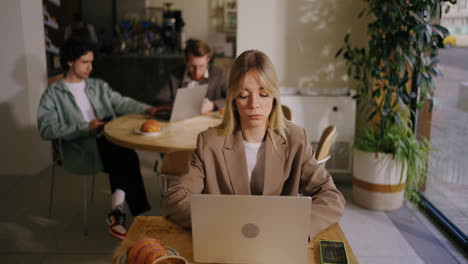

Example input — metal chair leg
[157,173,163,196]
[48,163,56,219]
[163,175,168,195]
[153,159,160,173]
[83,173,88,236]
[155,158,164,200]
[90,174,96,204]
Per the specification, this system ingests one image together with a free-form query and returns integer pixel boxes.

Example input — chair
[281,105,292,121]
[48,139,96,236]
[315,125,336,165]
[47,73,63,86]
[155,150,193,196]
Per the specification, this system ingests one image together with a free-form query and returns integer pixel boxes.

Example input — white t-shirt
[64,80,96,122]
[243,140,266,183]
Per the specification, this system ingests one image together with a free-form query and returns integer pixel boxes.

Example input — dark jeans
[96,136,150,216]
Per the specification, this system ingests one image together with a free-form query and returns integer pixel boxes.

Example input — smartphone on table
[320,240,348,264]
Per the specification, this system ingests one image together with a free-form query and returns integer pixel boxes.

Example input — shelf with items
[210,0,225,33]
[43,0,81,74]
[44,19,59,30]
[45,44,60,55]
[223,11,237,33]
[45,32,60,55]
[43,6,59,30]
[223,0,237,33]
[210,0,237,34]
[42,0,63,72]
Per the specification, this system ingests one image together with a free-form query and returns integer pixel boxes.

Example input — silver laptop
[191,194,311,264]
[155,84,208,122]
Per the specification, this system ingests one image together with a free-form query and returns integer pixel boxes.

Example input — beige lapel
[263,129,287,195]
[222,129,251,194]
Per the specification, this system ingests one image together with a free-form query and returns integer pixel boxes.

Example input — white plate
[134,127,163,136]
[117,247,179,264]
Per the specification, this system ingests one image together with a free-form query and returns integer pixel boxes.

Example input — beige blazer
[163,122,345,238]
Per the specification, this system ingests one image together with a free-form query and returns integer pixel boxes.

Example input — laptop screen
[152,84,208,122]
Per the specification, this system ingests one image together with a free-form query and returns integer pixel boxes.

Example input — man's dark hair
[60,38,94,72]
[184,38,211,58]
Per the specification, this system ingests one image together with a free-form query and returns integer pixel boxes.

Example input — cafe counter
[92,55,234,106]
[92,54,185,105]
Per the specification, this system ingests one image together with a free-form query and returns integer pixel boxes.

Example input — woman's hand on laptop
[200,98,215,114]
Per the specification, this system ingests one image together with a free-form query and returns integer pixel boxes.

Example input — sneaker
[106,208,127,240]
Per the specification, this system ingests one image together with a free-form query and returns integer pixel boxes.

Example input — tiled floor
[339,192,424,263]
[423,177,468,235]
[1,151,467,263]
[339,180,468,264]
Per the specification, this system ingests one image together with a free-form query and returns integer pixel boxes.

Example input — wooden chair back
[48,73,63,86]
[160,150,194,192]
[161,150,193,175]
[281,105,292,121]
[315,125,336,165]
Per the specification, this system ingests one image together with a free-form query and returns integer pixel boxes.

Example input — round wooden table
[104,114,222,153]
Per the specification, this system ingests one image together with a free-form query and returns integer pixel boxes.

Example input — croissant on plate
[127,238,168,264]
[141,120,161,133]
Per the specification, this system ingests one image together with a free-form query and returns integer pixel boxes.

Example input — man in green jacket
[38,39,159,240]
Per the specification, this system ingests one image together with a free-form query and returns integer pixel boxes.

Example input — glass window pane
[422,4,468,237]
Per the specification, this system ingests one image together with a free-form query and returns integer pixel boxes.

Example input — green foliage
[338,0,454,203]
[354,120,432,202]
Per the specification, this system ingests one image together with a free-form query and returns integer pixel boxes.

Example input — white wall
[237,0,287,82]
[148,0,211,41]
[0,0,50,175]
[237,0,369,89]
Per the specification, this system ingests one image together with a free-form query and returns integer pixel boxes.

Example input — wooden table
[112,216,358,264]
[104,114,222,153]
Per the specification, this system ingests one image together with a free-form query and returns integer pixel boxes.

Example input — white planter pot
[352,149,407,211]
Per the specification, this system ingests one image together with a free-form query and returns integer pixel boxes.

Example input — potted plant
[336,0,455,210]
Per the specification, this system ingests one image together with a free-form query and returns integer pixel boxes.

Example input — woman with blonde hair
[163,50,344,238]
